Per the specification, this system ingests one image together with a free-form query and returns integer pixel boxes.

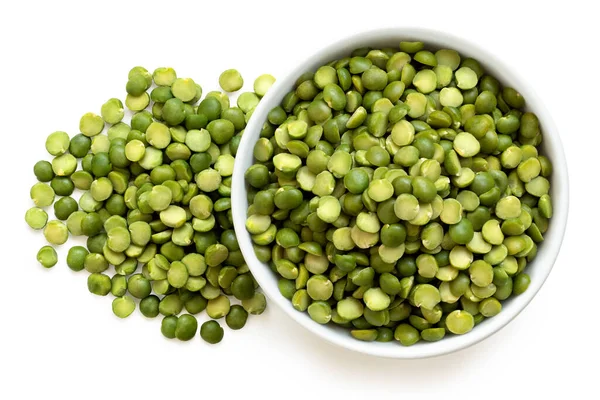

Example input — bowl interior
[232,28,569,358]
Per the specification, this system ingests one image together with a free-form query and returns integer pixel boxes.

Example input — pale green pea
[445,310,475,334]
[219,69,244,92]
[52,154,77,176]
[482,219,504,245]
[254,74,276,97]
[394,194,419,221]
[25,207,48,229]
[412,69,437,93]
[367,179,394,202]
[43,220,69,245]
[440,198,462,225]
[312,171,335,196]
[125,140,146,162]
[454,132,480,158]
[439,87,463,107]
[45,131,70,156]
[363,288,391,311]
[317,196,341,223]
[455,67,478,90]
[80,112,105,137]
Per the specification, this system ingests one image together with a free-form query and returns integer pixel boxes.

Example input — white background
[1,0,597,398]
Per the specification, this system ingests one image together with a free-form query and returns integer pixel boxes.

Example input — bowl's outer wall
[232,28,569,358]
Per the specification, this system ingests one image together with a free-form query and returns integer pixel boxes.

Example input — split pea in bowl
[232,28,568,358]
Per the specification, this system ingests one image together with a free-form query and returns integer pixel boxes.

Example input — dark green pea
[388,103,409,124]
[392,176,413,195]
[349,56,372,74]
[513,273,531,295]
[413,136,434,158]
[279,90,298,112]
[51,176,75,196]
[467,206,491,231]
[268,106,287,125]
[131,111,153,132]
[207,119,235,145]
[362,91,383,111]
[151,86,174,103]
[377,198,399,224]
[222,107,246,131]
[69,134,92,158]
[479,75,500,96]
[231,274,255,300]
[383,81,405,103]
[128,274,152,299]
[66,246,88,272]
[109,144,130,168]
[105,194,126,216]
[470,172,495,195]
[54,196,78,220]
[200,320,224,344]
[190,153,212,174]
[464,115,491,139]
[34,160,55,182]
[365,146,390,167]
[381,223,407,247]
[197,97,222,121]
[344,168,369,194]
[362,67,388,91]
[462,87,479,104]
[159,293,184,316]
[162,98,186,126]
[475,90,497,114]
[185,294,208,314]
[161,316,178,339]
[520,112,540,139]
[397,256,417,277]
[253,190,275,215]
[274,187,303,210]
[412,176,437,203]
[375,327,394,342]
[140,295,160,318]
[323,84,347,111]
[82,154,94,173]
[497,115,520,135]
[87,273,111,296]
[175,314,198,341]
[342,194,364,216]
[337,68,352,91]
[427,111,452,129]
[394,323,420,346]
[479,130,498,154]
[126,73,149,96]
[86,233,107,254]
[323,119,340,143]
[82,213,103,236]
[502,87,525,109]
[449,218,474,244]
[245,164,270,189]
[307,100,332,124]
[91,152,112,177]
[226,305,249,330]
[185,114,208,130]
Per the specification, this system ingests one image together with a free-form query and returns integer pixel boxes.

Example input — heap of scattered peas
[26,67,276,344]
[245,41,553,345]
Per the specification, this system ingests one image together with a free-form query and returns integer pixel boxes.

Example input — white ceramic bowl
[232,28,569,358]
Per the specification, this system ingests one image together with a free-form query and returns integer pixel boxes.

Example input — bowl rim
[232,27,569,359]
